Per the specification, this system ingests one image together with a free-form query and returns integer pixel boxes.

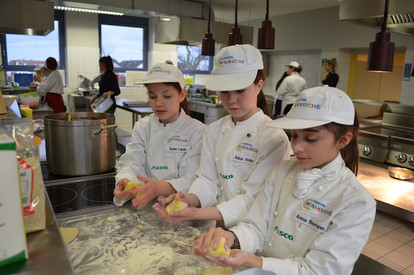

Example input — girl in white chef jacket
[194,86,376,275]
[113,62,205,210]
[154,44,291,228]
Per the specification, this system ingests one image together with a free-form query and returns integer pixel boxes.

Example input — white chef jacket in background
[37,70,64,95]
[275,72,306,112]
[114,110,205,206]
[188,110,291,227]
[231,154,376,275]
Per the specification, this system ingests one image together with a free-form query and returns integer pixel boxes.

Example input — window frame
[0,10,66,72]
[177,45,214,75]
[98,14,148,73]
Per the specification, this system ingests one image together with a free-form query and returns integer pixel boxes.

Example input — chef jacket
[188,110,290,227]
[231,154,376,275]
[38,70,64,95]
[114,110,205,206]
[275,72,306,112]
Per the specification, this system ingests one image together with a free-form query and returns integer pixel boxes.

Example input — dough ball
[166,199,188,215]
[124,182,143,197]
[208,237,230,258]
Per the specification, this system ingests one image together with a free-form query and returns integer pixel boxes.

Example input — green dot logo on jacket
[274,225,294,241]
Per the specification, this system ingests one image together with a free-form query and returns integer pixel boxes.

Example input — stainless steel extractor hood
[0,0,54,36]
[155,17,254,45]
[339,0,414,36]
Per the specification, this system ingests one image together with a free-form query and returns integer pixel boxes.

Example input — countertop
[358,160,414,222]
[0,192,74,275]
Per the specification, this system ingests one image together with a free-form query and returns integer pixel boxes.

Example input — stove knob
[396,154,407,163]
[362,146,371,156]
[408,156,414,166]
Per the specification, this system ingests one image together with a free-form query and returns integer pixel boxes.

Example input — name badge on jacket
[166,135,189,153]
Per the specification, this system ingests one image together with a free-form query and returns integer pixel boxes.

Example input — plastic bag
[0,118,46,233]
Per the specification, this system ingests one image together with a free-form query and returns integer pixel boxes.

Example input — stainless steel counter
[358,160,414,222]
[0,192,75,275]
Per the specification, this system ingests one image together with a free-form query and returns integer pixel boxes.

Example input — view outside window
[177,45,212,73]
[5,21,60,68]
[100,24,145,71]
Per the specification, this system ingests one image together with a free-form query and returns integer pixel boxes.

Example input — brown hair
[45,57,58,70]
[145,82,189,115]
[254,70,272,117]
[99,56,114,71]
[326,58,338,73]
[324,111,359,175]
[292,65,303,73]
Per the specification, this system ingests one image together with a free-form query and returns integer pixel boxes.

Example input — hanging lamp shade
[366,0,395,72]
[228,0,243,46]
[201,0,215,56]
[258,0,275,49]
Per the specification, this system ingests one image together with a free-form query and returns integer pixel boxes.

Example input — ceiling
[204,0,340,24]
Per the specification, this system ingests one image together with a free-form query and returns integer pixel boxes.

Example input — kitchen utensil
[209,95,221,104]
[388,166,414,180]
[91,93,113,113]
[44,112,116,176]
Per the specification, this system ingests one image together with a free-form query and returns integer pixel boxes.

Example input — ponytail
[254,70,272,118]
[180,97,190,115]
[324,111,360,175]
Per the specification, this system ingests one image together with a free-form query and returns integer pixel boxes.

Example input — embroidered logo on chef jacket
[293,199,334,233]
[151,165,168,170]
[166,135,189,153]
[219,172,234,180]
[273,225,294,241]
[231,142,258,165]
[217,56,245,67]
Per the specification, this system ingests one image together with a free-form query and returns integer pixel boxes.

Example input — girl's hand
[89,96,97,105]
[113,178,135,201]
[106,91,114,96]
[29,82,38,89]
[130,175,159,211]
[194,227,234,256]
[152,202,199,222]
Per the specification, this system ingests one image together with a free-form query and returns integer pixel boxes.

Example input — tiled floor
[362,210,414,274]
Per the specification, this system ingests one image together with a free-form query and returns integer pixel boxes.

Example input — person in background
[113,62,205,211]
[89,56,121,115]
[322,58,339,87]
[30,57,65,113]
[274,61,306,117]
[194,86,376,275]
[273,71,289,119]
[33,63,47,83]
[153,44,291,228]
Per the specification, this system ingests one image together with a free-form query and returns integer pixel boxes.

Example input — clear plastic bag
[0,117,46,233]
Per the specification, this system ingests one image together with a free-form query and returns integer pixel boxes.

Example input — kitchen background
[1,2,414,131]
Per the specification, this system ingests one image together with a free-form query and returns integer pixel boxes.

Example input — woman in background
[274,61,306,117]
[89,56,121,114]
[30,57,65,113]
[322,58,339,87]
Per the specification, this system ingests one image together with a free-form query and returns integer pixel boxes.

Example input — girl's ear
[338,131,353,149]
[179,88,187,102]
[256,79,264,94]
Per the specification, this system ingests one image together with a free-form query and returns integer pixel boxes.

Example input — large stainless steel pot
[44,112,117,176]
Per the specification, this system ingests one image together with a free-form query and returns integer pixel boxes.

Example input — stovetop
[360,126,414,140]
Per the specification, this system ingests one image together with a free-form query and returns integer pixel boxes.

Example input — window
[177,45,213,75]
[99,15,148,73]
[0,11,65,72]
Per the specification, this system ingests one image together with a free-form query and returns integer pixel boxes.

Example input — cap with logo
[286,61,300,68]
[205,44,264,91]
[34,64,46,71]
[267,86,355,129]
[139,63,186,89]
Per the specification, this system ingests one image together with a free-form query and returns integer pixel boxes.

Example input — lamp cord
[382,0,389,32]
[234,0,238,28]
[266,0,269,21]
[208,0,211,33]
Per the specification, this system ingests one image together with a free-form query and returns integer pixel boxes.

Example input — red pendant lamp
[228,0,243,46]
[257,0,275,49]
[366,0,395,72]
[201,0,215,56]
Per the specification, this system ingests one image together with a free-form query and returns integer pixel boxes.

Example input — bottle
[0,64,6,87]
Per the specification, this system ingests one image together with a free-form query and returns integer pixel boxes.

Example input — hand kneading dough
[166,199,188,215]
[208,237,230,258]
[124,182,143,197]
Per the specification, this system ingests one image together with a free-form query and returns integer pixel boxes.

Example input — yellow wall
[347,53,405,117]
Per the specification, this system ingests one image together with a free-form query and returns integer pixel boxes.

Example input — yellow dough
[60,227,78,244]
[166,199,188,215]
[208,237,230,258]
[124,182,143,197]
[203,266,233,275]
